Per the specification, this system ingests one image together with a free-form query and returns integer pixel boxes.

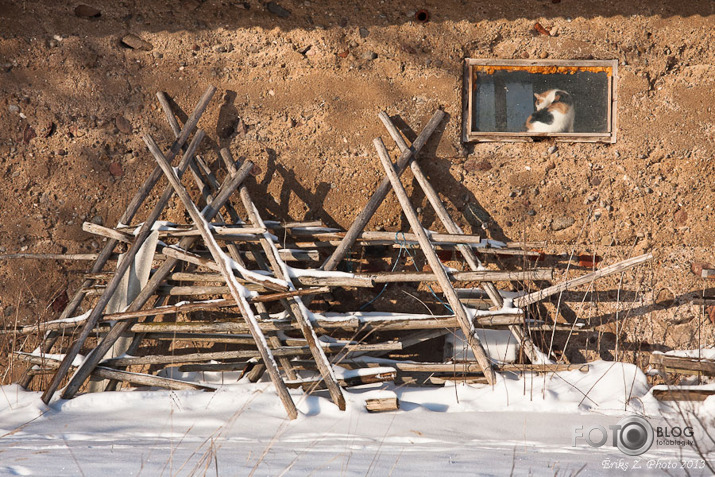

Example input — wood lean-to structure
[3,85,656,417]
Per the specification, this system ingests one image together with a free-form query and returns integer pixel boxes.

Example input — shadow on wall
[2,1,711,38]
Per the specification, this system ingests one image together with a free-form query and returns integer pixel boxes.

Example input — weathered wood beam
[375,137,496,385]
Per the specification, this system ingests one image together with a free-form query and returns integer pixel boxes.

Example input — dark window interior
[471,70,610,133]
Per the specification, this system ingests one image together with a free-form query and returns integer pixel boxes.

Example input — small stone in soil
[464,159,492,172]
[91,215,104,226]
[23,124,36,144]
[120,34,153,51]
[3,305,15,317]
[266,1,291,18]
[75,4,101,18]
[109,162,124,177]
[362,51,378,60]
[359,27,370,38]
[551,216,575,231]
[115,116,132,134]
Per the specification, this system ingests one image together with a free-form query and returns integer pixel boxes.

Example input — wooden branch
[375,137,496,385]
[335,360,589,374]
[321,109,445,272]
[100,342,403,366]
[291,230,482,245]
[513,253,653,308]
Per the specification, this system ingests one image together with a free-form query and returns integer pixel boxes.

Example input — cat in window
[525,89,575,133]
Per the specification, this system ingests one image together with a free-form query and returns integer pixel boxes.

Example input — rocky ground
[1,1,714,382]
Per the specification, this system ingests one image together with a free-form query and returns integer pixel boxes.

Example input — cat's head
[534,89,571,110]
[534,90,557,110]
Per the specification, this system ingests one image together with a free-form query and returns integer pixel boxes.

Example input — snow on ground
[0,361,713,476]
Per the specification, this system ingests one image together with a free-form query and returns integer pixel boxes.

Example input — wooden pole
[321,110,445,272]
[378,111,544,364]
[513,253,653,308]
[18,354,215,391]
[149,135,298,419]
[374,137,496,385]
[228,149,346,410]
[364,270,552,283]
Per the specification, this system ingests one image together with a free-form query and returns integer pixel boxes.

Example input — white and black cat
[525,89,575,133]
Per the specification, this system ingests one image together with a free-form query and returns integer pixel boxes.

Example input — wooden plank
[652,387,715,402]
[334,361,589,374]
[513,253,653,308]
[365,395,399,412]
[650,354,715,376]
[375,137,496,385]
[17,353,214,391]
[285,367,397,390]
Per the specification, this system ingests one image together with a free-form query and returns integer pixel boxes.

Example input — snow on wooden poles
[42,128,207,404]
[321,109,445,272]
[378,112,544,365]
[513,253,653,308]
[374,137,497,386]
[234,156,346,411]
[148,134,298,420]
[58,147,255,401]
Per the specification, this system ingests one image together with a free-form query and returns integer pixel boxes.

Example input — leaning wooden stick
[378,112,544,364]
[227,148,346,411]
[374,137,497,385]
[321,109,445,272]
[59,145,255,400]
[42,128,206,404]
[150,135,298,419]
[513,253,653,308]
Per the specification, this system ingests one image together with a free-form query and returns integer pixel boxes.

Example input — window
[463,59,618,143]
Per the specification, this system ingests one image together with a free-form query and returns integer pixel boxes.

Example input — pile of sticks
[4,85,653,418]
